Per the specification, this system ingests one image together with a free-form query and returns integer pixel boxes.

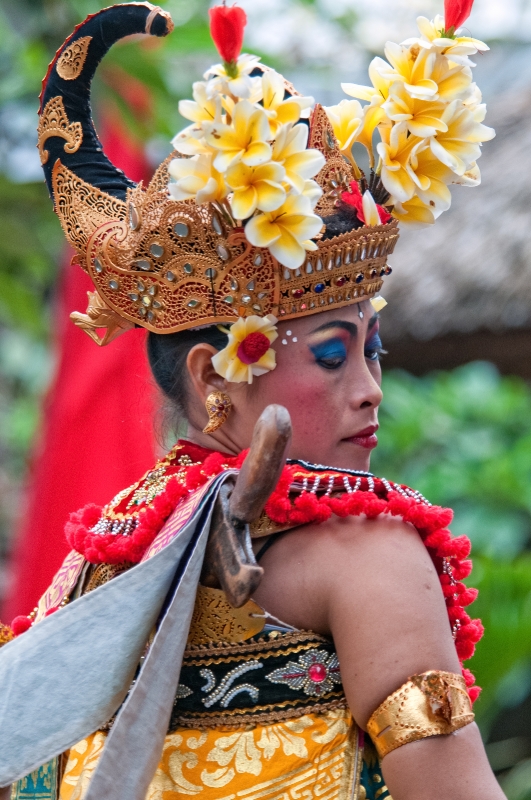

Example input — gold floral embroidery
[60,733,106,800]
[38,97,83,165]
[60,709,359,800]
[56,36,92,81]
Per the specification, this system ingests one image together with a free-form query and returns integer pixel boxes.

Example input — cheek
[256,346,342,434]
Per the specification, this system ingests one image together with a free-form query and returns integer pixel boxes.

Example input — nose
[351,356,383,411]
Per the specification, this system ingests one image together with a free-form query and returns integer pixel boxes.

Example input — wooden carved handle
[202,405,292,607]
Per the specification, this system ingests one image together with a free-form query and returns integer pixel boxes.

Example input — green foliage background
[0,0,530,796]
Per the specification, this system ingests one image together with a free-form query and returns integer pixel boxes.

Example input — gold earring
[203,391,232,434]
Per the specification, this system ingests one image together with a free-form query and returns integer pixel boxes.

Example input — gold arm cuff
[367,670,474,759]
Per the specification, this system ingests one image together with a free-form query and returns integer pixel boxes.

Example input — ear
[186,343,227,406]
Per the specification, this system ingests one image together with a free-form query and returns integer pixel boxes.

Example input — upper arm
[252,514,460,728]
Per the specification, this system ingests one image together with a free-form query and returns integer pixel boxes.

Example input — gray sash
[0,472,231,796]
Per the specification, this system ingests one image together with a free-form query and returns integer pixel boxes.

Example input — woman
[2,2,503,799]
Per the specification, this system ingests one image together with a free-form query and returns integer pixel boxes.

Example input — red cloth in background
[1,108,158,620]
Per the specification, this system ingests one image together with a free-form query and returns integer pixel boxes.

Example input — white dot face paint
[281,330,297,346]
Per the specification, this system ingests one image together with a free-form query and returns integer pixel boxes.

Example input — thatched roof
[381,44,531,343]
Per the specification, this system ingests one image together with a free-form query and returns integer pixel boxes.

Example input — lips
[344,425,379,450]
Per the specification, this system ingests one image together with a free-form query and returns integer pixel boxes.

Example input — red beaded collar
[64,440,483,702]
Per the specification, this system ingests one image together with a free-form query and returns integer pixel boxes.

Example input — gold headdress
[38,2,492,356]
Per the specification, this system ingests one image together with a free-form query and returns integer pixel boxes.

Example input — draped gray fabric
[0,472,231,789]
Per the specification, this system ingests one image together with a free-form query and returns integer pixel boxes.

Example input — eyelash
[364,333,386,362]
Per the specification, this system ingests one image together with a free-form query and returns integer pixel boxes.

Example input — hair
[147,325,229,435]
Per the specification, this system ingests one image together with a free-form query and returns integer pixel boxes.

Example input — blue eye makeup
[364,330,385,361]
[310,337,347,370]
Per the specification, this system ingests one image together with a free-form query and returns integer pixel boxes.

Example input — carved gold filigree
[309,104,355,218]
[52,159,127,256]
[56,36,92,80]
[38,97,83,164]
[187,585,265,646]
[70,290,135,346]
[50,109,398,343]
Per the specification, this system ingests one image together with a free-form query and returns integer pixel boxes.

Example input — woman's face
[218,300,384,471]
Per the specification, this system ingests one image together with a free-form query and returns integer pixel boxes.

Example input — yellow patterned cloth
[60,708,360,800]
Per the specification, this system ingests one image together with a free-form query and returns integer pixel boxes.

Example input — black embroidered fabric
[169,630,346,731]
[40,4,169,199]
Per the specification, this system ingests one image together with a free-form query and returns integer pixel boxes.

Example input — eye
[310,340,347,370]
[364,332,386,362]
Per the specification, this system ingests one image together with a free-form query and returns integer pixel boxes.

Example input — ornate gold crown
[51,104,397,345]
[38,3,398,346]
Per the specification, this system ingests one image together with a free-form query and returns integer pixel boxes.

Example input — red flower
[341,181,391,225]
[209,4,247,64]
[444,0,475,32]
[237,332,270,364]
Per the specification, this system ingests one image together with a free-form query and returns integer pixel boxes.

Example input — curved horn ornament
[38,3,174,201]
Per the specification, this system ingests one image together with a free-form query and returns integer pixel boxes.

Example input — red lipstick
[345,425,379,449]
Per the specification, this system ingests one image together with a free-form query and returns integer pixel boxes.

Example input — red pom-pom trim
[209,4,247,64]
[11,615,32,635]
[64,441,483,700]
[237,332,270,365]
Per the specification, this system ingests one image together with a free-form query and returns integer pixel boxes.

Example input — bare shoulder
[253,513,461,727]
[253,513,436,631]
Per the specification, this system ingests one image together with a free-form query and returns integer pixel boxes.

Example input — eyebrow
[309,314,379,337]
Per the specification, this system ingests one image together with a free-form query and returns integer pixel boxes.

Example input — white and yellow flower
[179,81,222,125]
[212,314,278,384]
[361,190,382,227]
[392,195,435,226]
[406,15,489,62]
[376,123,423,203]
[342,57,394,104]
[168,153,227,204]
[324,99,364,154]
[245,193,322,270]
[379,42,439,100]
[261,70,314,137]
[204,100,272,173]
[301,179,323,209]
[383,82,448,138]
[205,53,262,100]
[172,123,212,157]
[226,161,286,220]
[429,100,495,176]
[272,123,325,193]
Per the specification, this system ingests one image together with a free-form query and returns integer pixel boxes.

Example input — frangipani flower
[429,100,495,175]
[301,179,323,209]
[168,153,227,204]
[172,123,212,157]
[408,16,489,60]
[226,161,286,220]
[261,70,314,136]
[341,181,391,226]
[272,123,325,193]
[430,55,473,103]
[342,57,394,104]
[383,82,448,138]
[204,100,272,173]
[380,42,438,100]
[212,314,278,384]
[392,195,435,226]
[324,99,363,153]
[376,123,423,203]
[245,193,322,270]
[206,53,262,100]
[179,82,221,124]
[406,144,453,218]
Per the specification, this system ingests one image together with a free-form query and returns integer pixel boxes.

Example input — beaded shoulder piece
[62,439,484,705]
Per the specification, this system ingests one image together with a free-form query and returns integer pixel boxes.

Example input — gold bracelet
[367,670,474,759]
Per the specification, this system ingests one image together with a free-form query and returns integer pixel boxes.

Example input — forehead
[277,301,374,336]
